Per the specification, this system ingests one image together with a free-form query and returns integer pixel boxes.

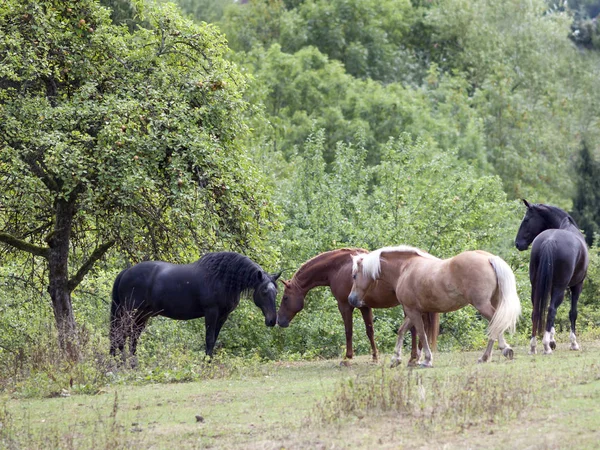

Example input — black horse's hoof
[549,341,556,350]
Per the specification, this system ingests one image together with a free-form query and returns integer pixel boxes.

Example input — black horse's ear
[522,199,532,209]
[256,271,265,282]
[271,271,282,281]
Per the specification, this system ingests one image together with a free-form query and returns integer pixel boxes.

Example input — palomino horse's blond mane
[352,245,440,280]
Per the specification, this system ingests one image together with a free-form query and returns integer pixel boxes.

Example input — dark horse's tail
[533,241,555,337]
[109,269,127,356]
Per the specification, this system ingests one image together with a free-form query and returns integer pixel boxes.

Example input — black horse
[515,200,589,355]
[110,251,281,363]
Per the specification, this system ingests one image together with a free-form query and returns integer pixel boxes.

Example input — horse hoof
[419,362,433,368]
[570,344,580,351]
[549,341,556,350]
[502,348,514,360]
[543,348,553,355]
[340,360,352,367]
[390,359,401,368]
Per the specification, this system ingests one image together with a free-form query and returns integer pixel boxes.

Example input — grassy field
[2,336,600,449]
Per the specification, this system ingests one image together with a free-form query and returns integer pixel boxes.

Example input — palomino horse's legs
[497,333,514,359]
[475,302,497,363]
[391,316,413,368]
[543,287,566,354]
[569,283,583,351]
[359,307,378,362]
[337,302,355,363]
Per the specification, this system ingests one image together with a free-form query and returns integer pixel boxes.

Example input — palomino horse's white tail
[487,256,522,340]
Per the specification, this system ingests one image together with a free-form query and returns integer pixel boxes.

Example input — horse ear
[280,279,291,288]
[522,199,532,209]
[271,271,282,282]
[256,271,265,282]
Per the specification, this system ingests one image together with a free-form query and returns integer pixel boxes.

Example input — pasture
[2,335,600,449]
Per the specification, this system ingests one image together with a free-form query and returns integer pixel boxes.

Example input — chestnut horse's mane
[355,245,439,280]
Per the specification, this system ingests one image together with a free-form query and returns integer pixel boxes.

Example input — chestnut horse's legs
[337,302,355,363]
[359,307,378,362]
[391,316,413,368]
[406,311,432,368]
[408,326,420,367]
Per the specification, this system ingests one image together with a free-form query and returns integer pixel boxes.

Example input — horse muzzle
[265,316,277,327]
[348,292,364,308]
[276,314,290,328]
[515,239,529,251]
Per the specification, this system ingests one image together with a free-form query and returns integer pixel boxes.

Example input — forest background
[2,0,600,394]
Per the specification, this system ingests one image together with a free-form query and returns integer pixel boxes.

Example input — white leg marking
[542,331,553,354]
[570,331,580,351]
[529,336,537,355]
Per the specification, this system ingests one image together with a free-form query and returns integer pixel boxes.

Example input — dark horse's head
[253,270,282,327]
[276,279,304,328]
[515,199,576,251]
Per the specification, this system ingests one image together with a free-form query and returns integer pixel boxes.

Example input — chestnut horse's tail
[422,312,440,351]
[487,256,522,340]
[532,242,555,337]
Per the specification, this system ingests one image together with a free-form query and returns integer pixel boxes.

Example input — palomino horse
[110,252,281,364]
[349,246,521,367]
[515,200,589,354]
[277,248,439,365]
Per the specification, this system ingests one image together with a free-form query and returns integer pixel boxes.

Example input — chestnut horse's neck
[291,248,368,294]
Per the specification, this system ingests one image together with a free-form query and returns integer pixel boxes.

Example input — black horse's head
[253,270,282,327]
[515,199,548,251]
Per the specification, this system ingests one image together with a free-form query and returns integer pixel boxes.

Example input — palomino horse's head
[348,254,376,308]
[276,280,305,328]
[515,199,549,251]
[253,271,282,327]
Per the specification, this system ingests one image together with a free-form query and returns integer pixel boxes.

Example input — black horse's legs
[204,309,228,358]
[569,283,583,351]
[128,316,149,368]
[543,288,565,354]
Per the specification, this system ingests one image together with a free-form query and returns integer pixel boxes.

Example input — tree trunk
[47,198,80,360]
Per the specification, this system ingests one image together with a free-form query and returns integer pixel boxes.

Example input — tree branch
[68,240,115,292]
[0,232,49,258]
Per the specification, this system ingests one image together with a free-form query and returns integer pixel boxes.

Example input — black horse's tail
[533,241,555,336]
[109,269,127,356]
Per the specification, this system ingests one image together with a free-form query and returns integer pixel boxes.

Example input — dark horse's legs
[204,308,229,358]
[543,287,566,354]
[569,283,583,351]
[128,315,150,368]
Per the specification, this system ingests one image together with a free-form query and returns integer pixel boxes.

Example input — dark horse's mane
[538,204,580,229]
[195,251,265,296]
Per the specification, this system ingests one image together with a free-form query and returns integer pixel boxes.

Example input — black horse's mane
[537,204,579,228]
[195,251,265,295]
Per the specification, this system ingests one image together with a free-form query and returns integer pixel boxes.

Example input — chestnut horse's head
[276,279,305,328]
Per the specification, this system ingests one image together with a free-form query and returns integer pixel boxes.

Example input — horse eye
[352,274,356,280]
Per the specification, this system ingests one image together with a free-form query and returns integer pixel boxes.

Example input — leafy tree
[571,142,600,245]
[0,0,277,358]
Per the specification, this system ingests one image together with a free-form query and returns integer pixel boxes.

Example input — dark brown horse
[276,248,439,365]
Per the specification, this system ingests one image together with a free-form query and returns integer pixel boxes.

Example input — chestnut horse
[349,246,521,367]
[277,248,439,365]
[515,200,589,354]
